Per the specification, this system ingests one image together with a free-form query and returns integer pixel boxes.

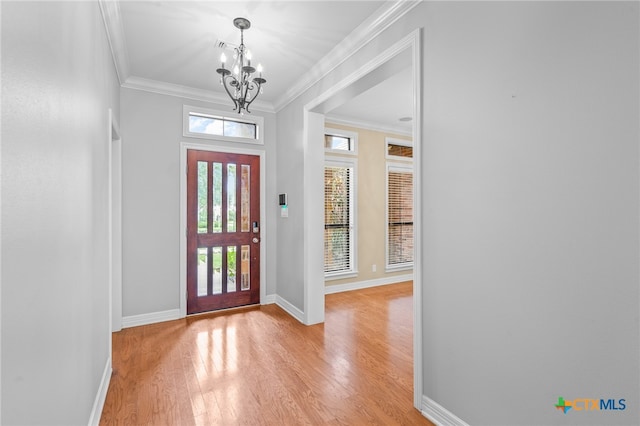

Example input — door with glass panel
[187,150,260,314]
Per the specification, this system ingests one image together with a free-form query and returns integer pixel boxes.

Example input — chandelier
[216,17,266,114]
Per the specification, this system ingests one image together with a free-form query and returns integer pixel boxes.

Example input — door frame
[302,29,422,408]
[179,142,266,317]
[108,108,123,336]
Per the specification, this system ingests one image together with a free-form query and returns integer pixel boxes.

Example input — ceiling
[108,1,414,134]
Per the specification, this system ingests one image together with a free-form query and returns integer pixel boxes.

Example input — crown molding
[98,0,130,85]
[122,76,275,113]
[272,0,421,112]
[325,115,412,137]
[101,0,416,115]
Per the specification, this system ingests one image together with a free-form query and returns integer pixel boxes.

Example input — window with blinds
[324,163,355,275]
[387,166,413,269]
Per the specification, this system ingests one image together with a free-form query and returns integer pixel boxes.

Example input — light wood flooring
[100,282,433,425]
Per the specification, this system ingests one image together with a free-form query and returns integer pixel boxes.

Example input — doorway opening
[302,29,423,409]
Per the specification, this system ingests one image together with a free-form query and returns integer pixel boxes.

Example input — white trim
[324,271,358,282]
[275,295,305,324]
[421,396,470,426]
[109,109,123,334]
[179,142,267,318]
[302,111,327,325]
[386,264,413,273]
[123,76,275,113]
[183,105,264,145]
[325,274,412,295]
[98,0,129,85]
[88,356,112,426]
[324,127,358,156]
[305,31,419,117]
[263,294,277,305]
[122,309,181,329]
[273,0,421,111]
[326,115,412,137]
[411,27,424,411]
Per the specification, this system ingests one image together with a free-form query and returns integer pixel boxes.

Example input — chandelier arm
[240,77,253,110]
[243,81,258,103]
[220,75,240,111]
[244,81,263,113]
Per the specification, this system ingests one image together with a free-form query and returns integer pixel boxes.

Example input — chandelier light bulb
[220,52,226,65]
[257,63,263,74]
[246,50,252,61]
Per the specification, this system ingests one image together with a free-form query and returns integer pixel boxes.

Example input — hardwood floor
[100,282,433,425]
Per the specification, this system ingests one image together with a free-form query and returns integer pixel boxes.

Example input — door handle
[252,237,259,243]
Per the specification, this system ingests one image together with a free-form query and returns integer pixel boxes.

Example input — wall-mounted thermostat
[279,193,288,218]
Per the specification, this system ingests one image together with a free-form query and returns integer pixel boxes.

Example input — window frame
[386,162,414,272]
[324,127,358,156]
[386,137,413,161]
[183,105,264,145]
[324,157,358,280]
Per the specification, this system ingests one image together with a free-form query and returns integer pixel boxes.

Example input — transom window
[189,114,256,139]
[183,105,263,145]
[326,134,353,151]
[386,137,413,160]
[324,127,358,155]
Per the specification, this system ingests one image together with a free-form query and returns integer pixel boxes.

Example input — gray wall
[120,88,278,317]
[275,104,305,310]
[420,2,639,424]
[276,1,639,424]
[1,1,120,424]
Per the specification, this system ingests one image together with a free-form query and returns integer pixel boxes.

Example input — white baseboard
[263,294,277,304]
[275,295,305,324]
[118,277,408,329]
[122,308,181,328]
[421,396,469,426]
[324,274,413,295]
[88,356,112,426]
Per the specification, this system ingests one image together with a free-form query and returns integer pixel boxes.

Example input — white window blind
[387,168,413,268]
[324,165,354,274]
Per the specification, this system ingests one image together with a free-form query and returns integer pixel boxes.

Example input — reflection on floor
[100,281,433,425]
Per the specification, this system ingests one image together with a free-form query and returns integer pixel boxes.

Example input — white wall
[1,1,120,424]
[276,1,639,424]
[120,88,277,318]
